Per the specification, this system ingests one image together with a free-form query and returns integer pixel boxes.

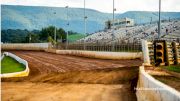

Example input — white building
[105,18,134,29]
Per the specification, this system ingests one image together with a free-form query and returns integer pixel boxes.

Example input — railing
[55,41,142,52]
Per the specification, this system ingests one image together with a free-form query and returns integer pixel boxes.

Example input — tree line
[1,26,78,43]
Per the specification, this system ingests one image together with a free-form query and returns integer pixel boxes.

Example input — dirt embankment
[2,82,137,101]
[2,67,139,84]
[2,51,142,101]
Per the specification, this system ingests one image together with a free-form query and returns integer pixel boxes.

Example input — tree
[57,28,67,43]
[47,36,56,45]
[1,29,28,43]
[1,26,69,43]
[39,26,66,42]
[25,33,40,43]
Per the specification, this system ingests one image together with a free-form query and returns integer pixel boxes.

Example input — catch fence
[55,41,142,52]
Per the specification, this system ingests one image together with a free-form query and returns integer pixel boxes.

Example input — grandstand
[105,18,134,29]
[78,19,180,44]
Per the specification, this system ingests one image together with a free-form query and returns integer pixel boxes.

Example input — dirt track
[9,51,142,73]
[2,51,142,101]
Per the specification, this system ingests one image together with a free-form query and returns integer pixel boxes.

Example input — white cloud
[1,0,180,13]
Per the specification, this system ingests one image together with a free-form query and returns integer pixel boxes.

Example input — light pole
[65,6,69,49]
[29,33,31,43]
[53,11,57,42]
[112,0,115,51]
[113,0,115,21]
[158,0,161,39]
[83,0,87,50]
[54,27,56,42]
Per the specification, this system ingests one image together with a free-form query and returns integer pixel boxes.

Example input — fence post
[127,42,128,52]
[83,38,86,50]
[111,41,115,52]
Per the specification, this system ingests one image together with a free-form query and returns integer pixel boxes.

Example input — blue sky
[1,0,180,13]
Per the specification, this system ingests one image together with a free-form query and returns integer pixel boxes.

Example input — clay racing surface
[2,51,142,101]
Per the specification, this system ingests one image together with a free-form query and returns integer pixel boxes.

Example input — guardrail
[1,52,29,78]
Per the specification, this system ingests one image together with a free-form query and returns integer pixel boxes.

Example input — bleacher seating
[77,20,180,44]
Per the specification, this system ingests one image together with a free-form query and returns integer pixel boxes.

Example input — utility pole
[83,0,87,50]
[113,0,115,20]
[54,27,56,42]
[66,6,69,49]
[158,0,161,39]
[53,11,57,42]
[29,33,31,43]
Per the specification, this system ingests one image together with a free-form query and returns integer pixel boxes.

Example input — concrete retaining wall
[136,66,180,101]
[2,43,142,60]
[141,40,151,65]
[1,52,29,78]
[1,43,50,51]
[45,49,142,60]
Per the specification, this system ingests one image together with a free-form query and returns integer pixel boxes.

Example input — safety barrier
[1,52,29,78]
[2,43,142,60]
[56,42,142,52]
[1,43,50,51]
[45,49,142,60]
[136,66,180,101]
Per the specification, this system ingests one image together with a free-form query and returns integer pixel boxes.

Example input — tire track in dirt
[21,52,85,71]
[7,51,142,77]
[13,51,141,71]
[13,51,67,72]
[21,53,66,72]
[2,51,141,101]
[20,54,63,73]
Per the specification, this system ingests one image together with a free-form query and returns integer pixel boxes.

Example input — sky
[1,0,180,13]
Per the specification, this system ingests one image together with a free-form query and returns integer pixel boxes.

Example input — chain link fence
[55,41,142,52]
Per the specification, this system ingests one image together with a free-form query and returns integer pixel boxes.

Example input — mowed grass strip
[69,34,85,42]
[163,65,180,73]
[1,56,25,74]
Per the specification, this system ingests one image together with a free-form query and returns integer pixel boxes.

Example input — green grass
[162,65,180,73]
[1,56,26,74]
[68,34,86,42]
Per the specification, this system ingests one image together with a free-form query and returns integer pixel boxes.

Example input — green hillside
[2,5,180,33]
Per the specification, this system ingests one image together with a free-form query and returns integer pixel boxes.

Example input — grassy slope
[162,65,180,73]
[68,34,85,42]
[2,5,180,33]
[1,56,25,74]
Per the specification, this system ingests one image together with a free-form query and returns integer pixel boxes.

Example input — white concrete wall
[1,52,29,78]
[136,66,180,101]
[1,43,50,51]
[141,40,151,65]
[45,49,142,60]
[1,54,5,61]
[1,43,142,60]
